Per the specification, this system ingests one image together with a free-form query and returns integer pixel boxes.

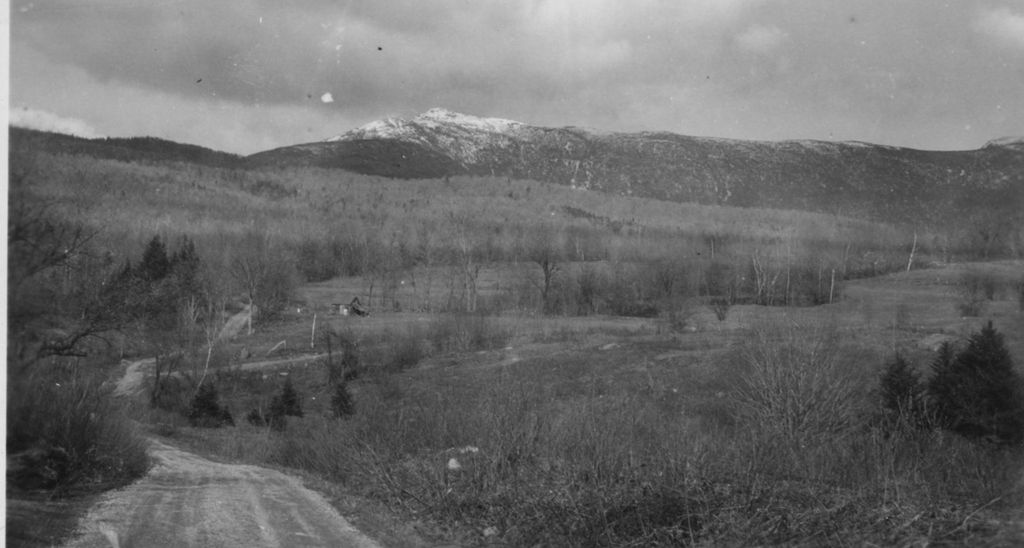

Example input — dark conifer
[187,382,233,428]
[879,353,925,423]
[139,235,171,281]
[927,322,1024,444]
[279,378,303,417]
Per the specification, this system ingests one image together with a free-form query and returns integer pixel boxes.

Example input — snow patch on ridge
[326,108,524,142]
[416,108,523,133]
[325,108,527,164]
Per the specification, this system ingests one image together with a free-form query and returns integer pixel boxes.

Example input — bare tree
[750,251,783,306]
[228,232,296,333]
[7,195,123,373]
[8,198,98,291]
[446,210,483,312]
[524,224,567,313]
[230,246,268,336]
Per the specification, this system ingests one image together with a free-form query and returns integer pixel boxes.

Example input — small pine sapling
[878,353,927,428]
[280,378,303,417]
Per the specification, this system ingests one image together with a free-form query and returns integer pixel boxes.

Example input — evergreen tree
[102,258,143,320]
[927,341,958,428]
[168,236,204,306]
[927,322,1024,444]
[279,378,303,417]
[187,382,233,428]
[267,395,288,431]
[173,236,200,268]
[879,353,926,426]
[139,235,171,282]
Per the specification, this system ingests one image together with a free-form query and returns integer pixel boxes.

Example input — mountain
[9,126,243,169]
[11,112,1023,231]
[247,108,1024,225]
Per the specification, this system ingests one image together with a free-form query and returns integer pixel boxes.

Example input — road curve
[63,439,380,548]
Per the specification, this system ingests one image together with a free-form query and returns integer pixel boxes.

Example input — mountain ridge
[245,109,1024,227]
[12,111,1024,233]
[8,126,244,169]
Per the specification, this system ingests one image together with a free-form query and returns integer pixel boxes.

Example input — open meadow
[11,3,1024,545]
[8,136,1024,546]
[145,260,1024,546]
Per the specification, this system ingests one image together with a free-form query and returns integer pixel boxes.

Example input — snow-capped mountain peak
[325,108,527,164]
[326,108,524,143]
[414,108,523,133]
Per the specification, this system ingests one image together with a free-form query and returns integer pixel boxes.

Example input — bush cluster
[7,366,150,492]
[247,378,305,430]
[187,382,234,428]
[733,322,862,442]
[879,322,1024,445]
[426,313,512,354]
[331,383,356,418]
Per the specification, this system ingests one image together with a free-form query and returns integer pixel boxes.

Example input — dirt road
[114,353,327,399]
[64,439,380,548]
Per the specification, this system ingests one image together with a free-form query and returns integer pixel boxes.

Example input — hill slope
[9,127,244,169]
[248,109,1024,225]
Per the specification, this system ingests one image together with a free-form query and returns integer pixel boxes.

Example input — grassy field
[150,259,1024,546]
[9,136,1024,545]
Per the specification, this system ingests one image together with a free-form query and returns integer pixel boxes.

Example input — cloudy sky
[9,0,1024,154]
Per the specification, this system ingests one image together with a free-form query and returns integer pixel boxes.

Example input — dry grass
[137,260,1024,545]
[11,135,1024,545]
[7,364,151,494]
[170,307,1024,546]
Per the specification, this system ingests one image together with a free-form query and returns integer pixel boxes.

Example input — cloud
[975,7,1024,50]
[8,1,1024,151]
[735,24,786,53]
[9,46,367,154]
[10,1,769,109]
[9,106,101,138]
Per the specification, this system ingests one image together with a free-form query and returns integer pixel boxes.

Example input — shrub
[877,353,928,428]
[246,407,267,427]
[609,299,661,318]
[957,298,986,317]
[707,296,732,322]
[187,382,234,428]
[149,372,191,414]
[319,327,362,384]
[267,396,288,431]
[258,378,305,431]
[331,382,355,418]
[427,313,512,353]
[732,321,862,443]
[387,327,425,371]
[575,263,603,315]
[927,322,1024,444]
[664,301,697,333]
[7,366,150,492]
[956,269,997,316]
[296,237,340,282]
[702,260,743,302]
[339,334,361,379]
[788,263,843,306]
